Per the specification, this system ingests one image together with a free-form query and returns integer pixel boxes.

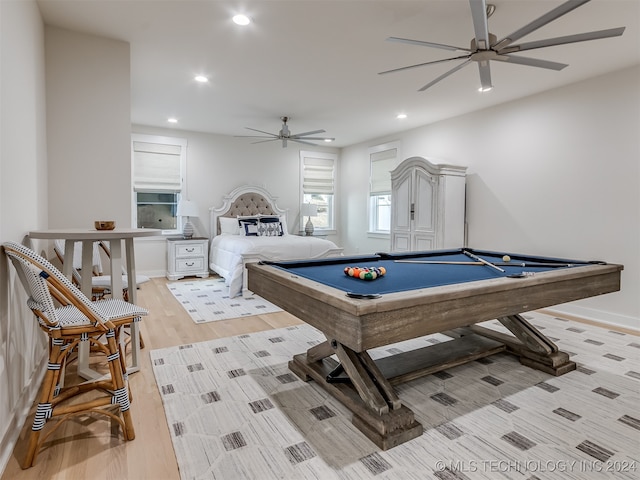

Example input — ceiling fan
[379,0,625,92]
[237,116,335,148]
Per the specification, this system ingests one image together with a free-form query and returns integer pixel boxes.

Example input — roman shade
[132,141,182,192]
[302,155,335,195]
[370,147,397,195]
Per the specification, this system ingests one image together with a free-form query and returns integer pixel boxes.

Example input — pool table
[246,248,623,449]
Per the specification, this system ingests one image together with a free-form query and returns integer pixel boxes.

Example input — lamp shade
[300,203,318,217]
[177,200,199,217]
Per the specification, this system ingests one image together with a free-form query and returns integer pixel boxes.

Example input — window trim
[131,133,188,235]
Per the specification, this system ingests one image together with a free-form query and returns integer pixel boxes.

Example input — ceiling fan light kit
[379,0,625,92]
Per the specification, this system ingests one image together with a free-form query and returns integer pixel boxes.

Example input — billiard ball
[502,255,511,262]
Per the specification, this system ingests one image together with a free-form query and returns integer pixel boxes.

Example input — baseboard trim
[0,357,46,475]
[540,306,639,335]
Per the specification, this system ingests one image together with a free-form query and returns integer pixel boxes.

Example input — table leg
[62,240,75,281]
[288,339,423,450]
[470,314,576,375]
[58,241,77,386]
[109,240,124,300]
[122,238,141,373]
[77,240,100,380]
[124,238,137,304]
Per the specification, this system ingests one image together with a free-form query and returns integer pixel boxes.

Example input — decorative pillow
[239,221,259,236]
[257,216,284,237]
[219,217,240,235]
[237,216,260,236]
[237,215,259,221]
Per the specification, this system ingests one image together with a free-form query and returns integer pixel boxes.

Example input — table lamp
[177,200,199,239]
[301,203,318,236]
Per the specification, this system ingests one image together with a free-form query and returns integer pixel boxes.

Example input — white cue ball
[502,255,511,262]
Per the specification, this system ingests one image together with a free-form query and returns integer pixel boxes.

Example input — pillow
[239,221,259,236]
[219,217,240,235]
[238,216,259,236]
[257,216,284,237]
[278,215,289,235]
[237,215,260,222]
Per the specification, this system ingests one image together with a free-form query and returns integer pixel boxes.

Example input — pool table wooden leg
[288,339,423,450]
[471,314,576,376]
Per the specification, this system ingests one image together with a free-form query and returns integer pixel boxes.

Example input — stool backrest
[3,241,109,331]
[5,246,61,329]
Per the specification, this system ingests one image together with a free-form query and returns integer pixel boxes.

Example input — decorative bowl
[95,221,115,230]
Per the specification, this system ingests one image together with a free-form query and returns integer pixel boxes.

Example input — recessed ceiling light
[232,14,251,26]
[324,138,333,143]
[396,113,407,119]
[167,118,178,124]
[478,86,493,92]
[194,75,209,83]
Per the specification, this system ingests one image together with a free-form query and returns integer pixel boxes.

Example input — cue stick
[394,260,577,267]
[462,250,505,273]
[395,260,484,265]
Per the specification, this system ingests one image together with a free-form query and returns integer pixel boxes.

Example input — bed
[209,185,343,297]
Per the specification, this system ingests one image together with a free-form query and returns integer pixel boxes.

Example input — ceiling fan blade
[494,54,568,71]
[386,36,470,52]
[379,55,471,75]
[294,137,335,141]
[477,61,492,90]
[418,59,472,91]
[244,127,277,136]
[235,135,277,138]
[499,27,626,54]
[251,139,278,144]
[292,129,326,137]
[469,0,490,50]
[493,0,591,50]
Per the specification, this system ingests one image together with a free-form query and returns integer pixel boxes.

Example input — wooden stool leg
[23,342,63,469]
[105,330,136,441]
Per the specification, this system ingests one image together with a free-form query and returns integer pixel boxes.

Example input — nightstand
[166,237,209,280]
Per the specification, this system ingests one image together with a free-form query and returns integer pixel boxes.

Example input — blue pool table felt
[269,249,593,296]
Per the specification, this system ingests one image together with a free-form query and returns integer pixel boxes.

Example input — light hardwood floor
[0,276,303,480]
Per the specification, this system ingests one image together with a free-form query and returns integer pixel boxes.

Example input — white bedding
[210,234,341,297]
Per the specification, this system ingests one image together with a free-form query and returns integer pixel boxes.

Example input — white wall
[45,26,132,228]
[340,66,640,330]
[0,0,49,472]
[1,19,133,474]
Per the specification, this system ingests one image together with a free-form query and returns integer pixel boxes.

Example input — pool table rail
[247,261,623,352]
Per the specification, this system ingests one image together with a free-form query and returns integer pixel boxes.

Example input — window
[369,142,400,234]
[300,151,337,232]
[132,134,187,233]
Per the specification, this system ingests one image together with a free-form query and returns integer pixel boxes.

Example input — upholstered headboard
[209,185,288,238]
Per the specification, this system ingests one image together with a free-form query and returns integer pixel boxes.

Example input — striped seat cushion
[36,299,148,328]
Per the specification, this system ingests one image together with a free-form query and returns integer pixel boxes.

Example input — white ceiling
[37,0,640,147]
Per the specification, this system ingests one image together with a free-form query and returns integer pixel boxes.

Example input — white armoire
[390,157,467,252]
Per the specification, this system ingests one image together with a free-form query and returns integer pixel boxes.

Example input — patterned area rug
[150,312,640,480]
[166,278,282,323]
